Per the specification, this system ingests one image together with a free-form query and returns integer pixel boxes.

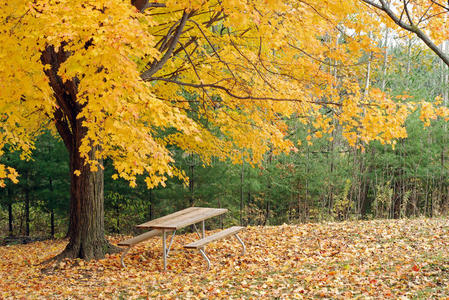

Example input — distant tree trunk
[217,197,223,229]
[116,205,120,233]
[189,161,194,206]
[8,187,13,236]
[297,181,302,221]
[240,157,244,226]
[305,145,310,222]
[246,191,251,226]
[264,149,273,225]
[50,208,55,238]
[440,41,448,213]
[328,126,335,215]
[8,202,13,235]
[425,170,429,216]
[49,177,55,238]
[24,186,30,237]
[148,188,154,220]
[406,38,412,88]
[381,28,389,92]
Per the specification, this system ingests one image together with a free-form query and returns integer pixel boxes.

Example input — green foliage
[333,179,353,221]
[0,132,69,237]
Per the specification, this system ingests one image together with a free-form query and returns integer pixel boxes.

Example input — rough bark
[63,141,117,259]
[41,46,120,260]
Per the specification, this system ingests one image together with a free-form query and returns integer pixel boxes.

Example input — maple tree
[0,0,415,259]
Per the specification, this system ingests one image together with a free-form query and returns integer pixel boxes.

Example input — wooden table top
[136,207,228,230]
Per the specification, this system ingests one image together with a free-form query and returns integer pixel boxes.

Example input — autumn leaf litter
[1,218,449,299]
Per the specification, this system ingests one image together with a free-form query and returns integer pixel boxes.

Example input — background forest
[1,35,448,239]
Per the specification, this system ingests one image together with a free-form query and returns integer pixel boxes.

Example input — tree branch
[361,0,449,67]
[53,108,73,150]
[132,0,165,12]
[288,42,368,68]
[140,11,190,80]
[149,77,344,106]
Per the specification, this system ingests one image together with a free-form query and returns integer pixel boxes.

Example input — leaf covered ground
[1,218,449,299]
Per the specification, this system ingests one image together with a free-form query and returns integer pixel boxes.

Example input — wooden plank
[147,208,208,228]
[118,229,164,246]
[137,207,228,230]
[147,208,228,230]
[169,208,228,230]
[184,226,244,249]
[136,207,199,228]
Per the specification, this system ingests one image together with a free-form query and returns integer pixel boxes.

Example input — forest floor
[1,218,449,299]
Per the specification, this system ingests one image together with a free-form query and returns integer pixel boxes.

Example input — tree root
[40,239,123,269]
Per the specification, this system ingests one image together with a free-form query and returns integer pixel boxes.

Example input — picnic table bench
[118,229,165,268]
[184,226,245,270]
[118,207,246,270]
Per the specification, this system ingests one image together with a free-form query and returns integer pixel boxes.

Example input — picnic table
[135,207,228,270]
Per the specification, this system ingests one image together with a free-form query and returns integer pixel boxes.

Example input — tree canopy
[1,0,449,259]
[0,0,417,188]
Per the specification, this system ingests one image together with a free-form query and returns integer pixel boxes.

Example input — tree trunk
[240,157,244,226]
[50,208,55,238]
[264,149,273,225]
[49,177,55,238]
[381,28,389,92]
[116,205,120,234]
[25,187,30,237]
[8,202,13,235]
[41,46,119,260]
[38,0,169,260]
[148,188,154,220]
[7,186,13,236]
[62,141,115,260]
[218,197,223,229]
[189,160,194,206]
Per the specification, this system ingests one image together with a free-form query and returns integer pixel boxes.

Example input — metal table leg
[201,220,205,238]
[202,221,206,252]
[165,230,176,257]
[199,248,211,271]
[235,234,246,255]
[162,229,167,271]
[120,247,131,268]
[193,224,201,239]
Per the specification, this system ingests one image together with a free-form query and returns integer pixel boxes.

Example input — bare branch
[417,2,435,25]
[140,11,190,80]
[187,19,237,80]
[287,42,368,68]
[229,40,276,91]
[149,77,344,106]
[361,0,449,67]
[403,0,414,26]
[430,0,449,12]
